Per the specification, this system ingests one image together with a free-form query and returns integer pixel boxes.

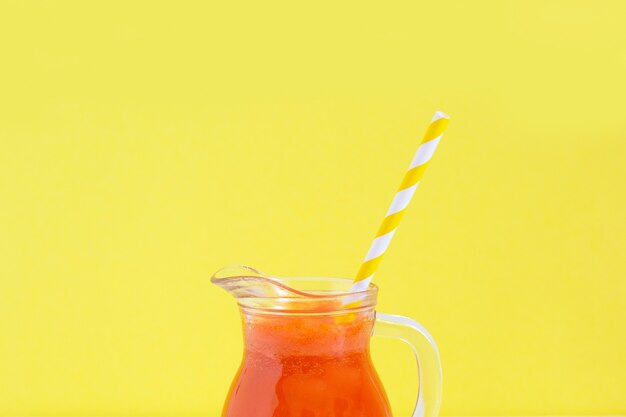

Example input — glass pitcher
[212,266,442,417]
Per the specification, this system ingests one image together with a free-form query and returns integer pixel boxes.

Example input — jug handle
[374,313,443,417]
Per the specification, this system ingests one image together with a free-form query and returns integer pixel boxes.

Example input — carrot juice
[222,308,392,417]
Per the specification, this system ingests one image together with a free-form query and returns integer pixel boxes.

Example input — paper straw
[350,111,450,293]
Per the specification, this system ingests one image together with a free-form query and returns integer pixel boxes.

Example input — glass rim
[227,276,378,313]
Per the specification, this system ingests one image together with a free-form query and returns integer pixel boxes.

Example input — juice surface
[222,310,392,417]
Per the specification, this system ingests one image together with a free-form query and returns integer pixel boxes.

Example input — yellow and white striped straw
[351,111,450,293]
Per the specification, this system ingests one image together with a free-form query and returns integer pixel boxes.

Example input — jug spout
[211,265,311,300]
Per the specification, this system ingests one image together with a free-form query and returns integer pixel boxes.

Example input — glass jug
[212,266,442,417]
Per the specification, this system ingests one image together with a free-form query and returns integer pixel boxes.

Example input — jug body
[212,269,442,417]
[223,305,391,417]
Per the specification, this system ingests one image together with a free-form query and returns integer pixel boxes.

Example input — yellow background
[1,0,625,416]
